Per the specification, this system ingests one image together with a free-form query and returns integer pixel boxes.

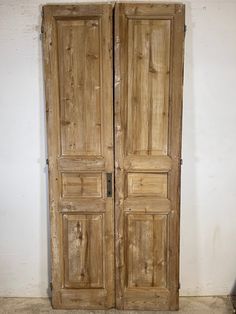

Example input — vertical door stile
[114,2,123,309]
[114,3,185,311]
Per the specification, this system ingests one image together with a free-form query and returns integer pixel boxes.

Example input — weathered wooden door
[114,3,185,310]
[43,2,184,311]
[42,4,114,309]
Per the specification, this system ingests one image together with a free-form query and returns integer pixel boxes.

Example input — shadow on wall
[231,280,236,295]
[230,280,236,310]
[38,3,51,297]
[180,1,199,296]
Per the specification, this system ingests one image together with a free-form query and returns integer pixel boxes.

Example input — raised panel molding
[61,172,102,198]
[127,173,167,198]
[57,18,102,156]
[126,214,168,288]
[63,214,104,288]
[126,19,171,157]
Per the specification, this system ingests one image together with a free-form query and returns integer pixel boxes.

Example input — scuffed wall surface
[0,0,235,297]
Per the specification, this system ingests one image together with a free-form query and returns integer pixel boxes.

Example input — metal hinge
[50,282,53,290]
[40,22,44,41]
[178,282,181,289]
[40,9,44,41]
[180,158,183,165]
[46,158,49,165]
[184,24,187,36]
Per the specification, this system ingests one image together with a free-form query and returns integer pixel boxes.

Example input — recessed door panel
[63,214,104,289]
[127,173,167,197]
[61,172,102,198]
[126,214,168,288]
[126,19,171,156]
[57,19,101,156]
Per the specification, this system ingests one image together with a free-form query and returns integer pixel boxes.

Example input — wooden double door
[42,3,185,310]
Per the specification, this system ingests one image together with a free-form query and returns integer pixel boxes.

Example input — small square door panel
[127,173,167,198]
[61,172,102,198]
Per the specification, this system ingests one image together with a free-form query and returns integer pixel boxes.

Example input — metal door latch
[106,173,112,197]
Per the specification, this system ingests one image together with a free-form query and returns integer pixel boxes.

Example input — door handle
[106,173,112,197]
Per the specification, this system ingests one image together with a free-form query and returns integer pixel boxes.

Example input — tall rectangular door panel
[115,3,185,310]
[42,4,114,309]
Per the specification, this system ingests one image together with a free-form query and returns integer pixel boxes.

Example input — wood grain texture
[115,3,185,310]
[126,19,170,156]
[124,155,172,172]
[42,4,114,309]
[57,19,101,156]
[63,214,104,289]
[43,2,185,310]
[127,173,167,198]
[126,214,167,289]
[61,172,102,198]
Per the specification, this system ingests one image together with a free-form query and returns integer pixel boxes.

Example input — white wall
[181,0,236,296]
[0,0,235,297]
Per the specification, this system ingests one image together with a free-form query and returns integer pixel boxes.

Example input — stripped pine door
[43,2,185,311]
[115,3,185,310]
[42,5,114,309]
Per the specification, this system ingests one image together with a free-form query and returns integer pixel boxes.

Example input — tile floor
[0,296,234,314]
